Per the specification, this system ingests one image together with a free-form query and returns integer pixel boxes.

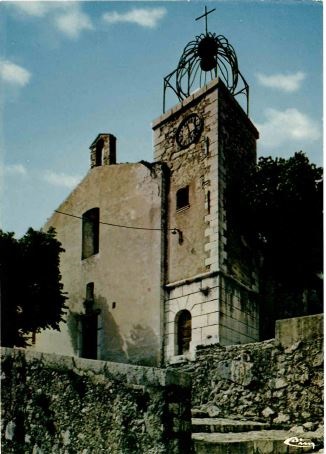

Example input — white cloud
[7,2,93,39]
[43,171,81,189]
[256,71,306,93]
[8,1,49,17]
[55,8,93,39]
[3,164,28,176]
[0,59,31,87]
[1,165,80,188]
[256,108,321,149]
[103,8,166,28]
[6,1,69,17]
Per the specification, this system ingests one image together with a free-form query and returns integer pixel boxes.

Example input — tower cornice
[153,78,258,139]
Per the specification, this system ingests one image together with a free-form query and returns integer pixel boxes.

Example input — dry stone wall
[1,348,191,454]
[170,315,323,428]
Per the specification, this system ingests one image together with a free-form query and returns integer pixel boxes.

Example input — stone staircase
[191,416,321,453]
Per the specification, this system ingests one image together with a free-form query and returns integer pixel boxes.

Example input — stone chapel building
[32,24,260,367]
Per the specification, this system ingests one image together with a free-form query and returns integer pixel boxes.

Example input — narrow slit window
[176,186,189,211]
[82,208,100,259]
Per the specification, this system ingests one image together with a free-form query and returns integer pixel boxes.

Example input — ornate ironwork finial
[195,6,216,35]
[163,7,249,115]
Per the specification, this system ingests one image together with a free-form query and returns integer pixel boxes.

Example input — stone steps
[192,417,271,433]
[192,430,293,454]
[191,418,320,453]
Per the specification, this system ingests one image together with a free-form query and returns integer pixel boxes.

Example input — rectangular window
[82,208,99,259]
[176,186,189,211]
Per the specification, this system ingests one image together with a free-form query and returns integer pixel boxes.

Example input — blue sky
[1,0,323,237]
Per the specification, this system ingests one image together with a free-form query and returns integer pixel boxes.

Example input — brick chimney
[89,133,117,168]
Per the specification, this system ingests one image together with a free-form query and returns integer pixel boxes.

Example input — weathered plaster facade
[33,151,167,366]
[152,79,259,363]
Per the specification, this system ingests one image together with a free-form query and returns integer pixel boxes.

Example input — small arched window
[176,310,192,355]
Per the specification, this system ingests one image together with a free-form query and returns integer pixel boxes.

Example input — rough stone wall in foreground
[170,315,323,427]
[1,349,191,454]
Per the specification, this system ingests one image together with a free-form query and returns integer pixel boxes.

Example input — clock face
[176,113,203,149]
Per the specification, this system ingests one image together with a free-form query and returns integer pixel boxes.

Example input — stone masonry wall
[218,82,259,288]
[153,79,260,360]
[153,80,218,283]
[170,315,323,428]
[1,348,191,454]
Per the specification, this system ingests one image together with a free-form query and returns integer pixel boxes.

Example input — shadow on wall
[97,296,128,363]
[67,295,159,366]
[66,311,79,355]
[126,324,159,367]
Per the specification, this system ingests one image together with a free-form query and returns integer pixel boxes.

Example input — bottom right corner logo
[284,436,316,451]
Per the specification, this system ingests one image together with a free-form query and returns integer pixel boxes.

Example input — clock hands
[175,113,203,149]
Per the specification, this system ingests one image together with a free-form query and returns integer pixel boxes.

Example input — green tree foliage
[248,152,323,335]
[0,227,67,347]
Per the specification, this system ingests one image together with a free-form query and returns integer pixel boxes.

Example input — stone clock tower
[153,13,260,363]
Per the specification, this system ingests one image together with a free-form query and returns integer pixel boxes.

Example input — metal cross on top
[195,6,216,35]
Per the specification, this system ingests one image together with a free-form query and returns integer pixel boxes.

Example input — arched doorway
[176,310,192,355]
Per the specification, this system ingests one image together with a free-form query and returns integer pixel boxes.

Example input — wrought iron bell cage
[163,30,249,114]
